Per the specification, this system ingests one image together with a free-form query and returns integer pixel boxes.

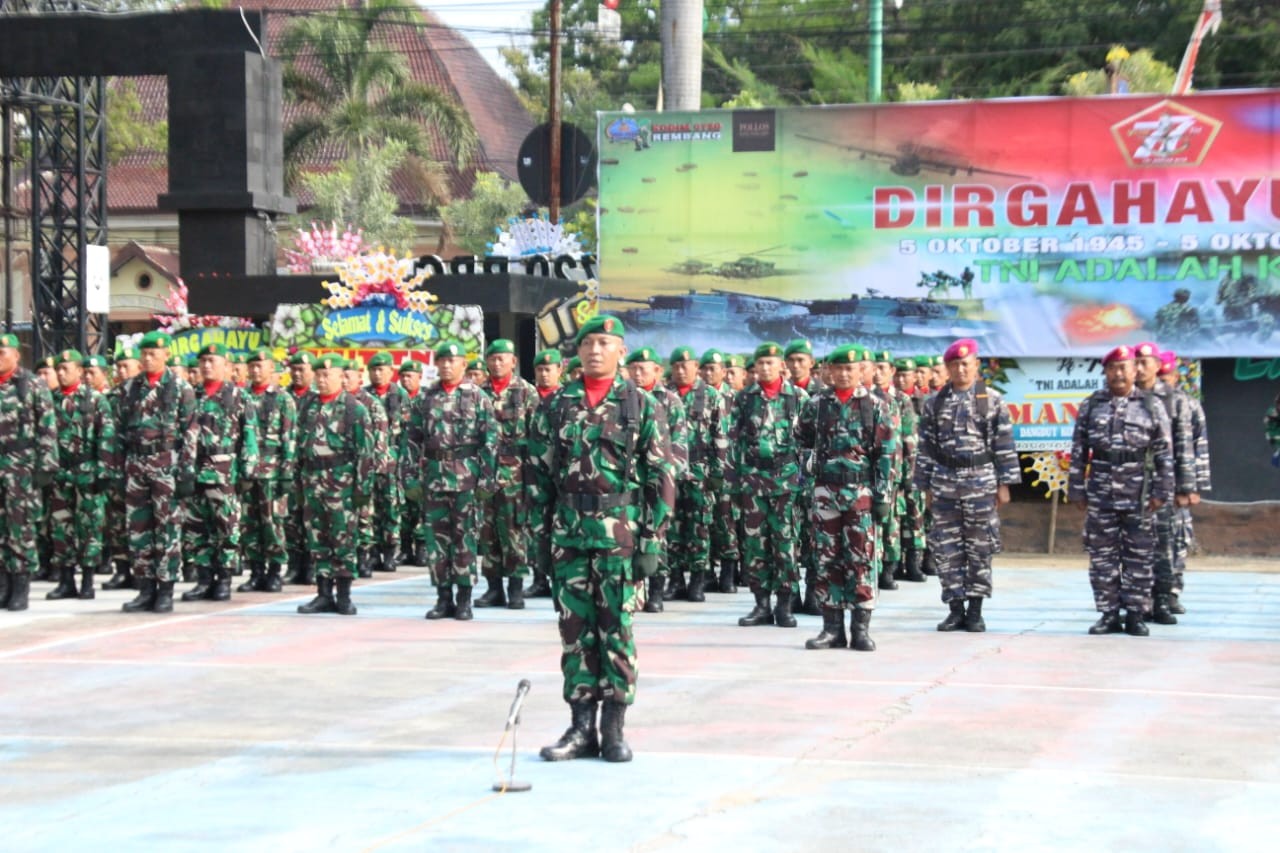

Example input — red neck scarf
[292,385,309,397]
[583,374,614,407]
[640,381,657,393]
[794,376,811,390]
[537,385,558,399]
[489,374,512,396]
[146,371,164,387]
[676,383,693,397]
[372,383,389,397]
[0,370,13,385]
[61,382,81,397]
[406,387,419,399]
[318,390,341,404]
[834,387,855,404]
[440,381,461,394]
[203,380,224,396]
[759,376,783,399]
[251,383,270,395]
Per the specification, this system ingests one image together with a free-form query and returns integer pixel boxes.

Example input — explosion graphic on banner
[321,251,436,312]
[1023,451,1072,501]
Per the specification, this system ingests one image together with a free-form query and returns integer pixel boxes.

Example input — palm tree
[278,0,478,205]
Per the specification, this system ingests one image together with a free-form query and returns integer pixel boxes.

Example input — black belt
[425,445,479,461]
[129,440,175,454]
[303,455,351,471]
[936,451,993,470]
[817,469,868,486]
[744,453,797,471]
[560,492,633,511]
[1097,448,1145,464]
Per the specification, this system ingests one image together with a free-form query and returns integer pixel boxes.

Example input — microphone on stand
[505,678,532,731]
[493,679,533,793]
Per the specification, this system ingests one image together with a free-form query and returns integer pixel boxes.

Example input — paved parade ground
[2,557,1278,852]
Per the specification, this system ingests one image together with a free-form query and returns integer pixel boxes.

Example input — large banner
[596,92,1280,357]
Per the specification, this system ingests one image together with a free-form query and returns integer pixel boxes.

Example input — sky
[424,0,546,82]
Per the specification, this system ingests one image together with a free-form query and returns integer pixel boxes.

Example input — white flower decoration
[271,304,308,343]
[448,305,484,339]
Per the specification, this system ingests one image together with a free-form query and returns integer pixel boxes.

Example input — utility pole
[548,0,562,223]
[661,0,703,111]
[869,0,883,102]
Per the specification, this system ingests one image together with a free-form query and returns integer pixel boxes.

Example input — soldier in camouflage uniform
[698,348,739,599]
[565,356,583,383]
[45,349,113,602]
[731,341,809,629]
[797,345,895,651]
[284,351,316,584]
[407,341,498,621]
[1153,288,1200,342]
[892,357,928,582]
[117,332,197,614]
[296,355,374,616]
[666,345,729,606]
[1070,345,1174,636]
[344,357,387,579]
[84,354,110,394]
[529,315,676,763]
[625,346,688,611]
[785,339,824,615]
[102,346,142,590]
[33,354,58,582]
[1133,342,1198,626]
[477,339,539,609]
[1159,350,1209,614]
[871,349,912,591]
[466,358,488,387]
[527,349,565,597]
[179,344,259,603]
[238,348,297,593]
[0,335,59,611]
[365,352,410,573]
[397,359,428,567]
[914,355,941,577]
[230,353,249,388]
[726,353,748,393]
[914,339,1020,633]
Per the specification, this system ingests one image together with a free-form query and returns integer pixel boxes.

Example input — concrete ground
[2,555,1278,852]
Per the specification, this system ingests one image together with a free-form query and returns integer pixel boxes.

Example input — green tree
[278,0,477,204]
[300,140,415,253]
[439,172,531,256]
[1063,46,1177,96]
[105,80,168,165]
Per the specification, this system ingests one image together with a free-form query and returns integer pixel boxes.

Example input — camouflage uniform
[285,382,315,582]
[397,360,427,565]
[366,378,411,571]
[729,367,808,620]
[913,377,1020,612]
[182,371,260,601]
[478,370,539,605]
[406,374,498,614]
[701,353,739,591]
[1174,393,1211,602]
[667,376,726,603]
[350,383,390,577]
[790,371,825,613]
[240,372,297,591]
[0,359,58,611]
[47,359,114,600]
[896,359,928,580]
[1144,379,1198,622]
[796,367,896,651]
[1069,383,1174,632]
[872,379,908,590]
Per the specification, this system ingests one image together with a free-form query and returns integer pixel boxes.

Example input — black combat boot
[474,577,506,608]
[526,571,551,598]
[262,563,283,593]
[800,580,821,616]
[738,591,774,627]
[773,590,797,628]
[1124,610,1149,636]
[334,576,357,616]
[78,566,96,600]
[506,577,525,610]
[663,571,687,601]
[151,580,175,614]
[1152,595,1178,625]
[375,548,396,572]
[921,548,938,576]
[237,562,264,593]
[122,578,157,613]
[937,600,966,632]
[283,551,305,585]
[1169,594,1186,615]
[411,541,428,568]
[0,571,10,608]
[208,570,231,602]
[644,576,664,613]
[424,585,455,620]
[103,560,134,590]
[850,609,876,652]
[303,554,316,585]
[297,577,337,614]
[357,548,373,579]
[6,572,30,611]
[182,568,213,602]
[1088,611,1122,635]
[180,562,195,583]
[805,609,848,649]
[717,560,737,594]
[686,571,706,603]
[46,566,78,600]
[902,550,926,582]
[879,563,899,591]
[539,702,599,761]
[454,585,474,621]
[964,597,986,632]
[600,702,633,763]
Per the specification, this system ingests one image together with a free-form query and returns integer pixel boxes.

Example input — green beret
[398,359,424,374]
[827,345,861,365]
[727,354,745,369]
[37,355,56,370]
[0,333,18,348]
[184,354,200,369]
[116,345,140,362]
[534,349,562,366]
[894,357,916,371]
[345,354,365,371]
[871,349,893,364]
[230,352,248,365]
[198,343,228,358]
[485,339,516,357]
[83,354,109,369]
[625,346,658,366]
[575,314,625,344]
[753,341,784,360]
[566,356,582,371]
[669,345,697,364]
[436,341,466,360]
[56,348,84,366]
[367,352,394,368]
[699,349,725,367]
[288,351,314,367]
[784,339,813,358]
[246,348,274,364]
[315,354,345,370]
[139,331,172,350]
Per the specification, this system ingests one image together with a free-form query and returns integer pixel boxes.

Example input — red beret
[1158,350,1177,373]
[943,338,977,362]
[1103,345,1135,366]
[1134,341,1161,359]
